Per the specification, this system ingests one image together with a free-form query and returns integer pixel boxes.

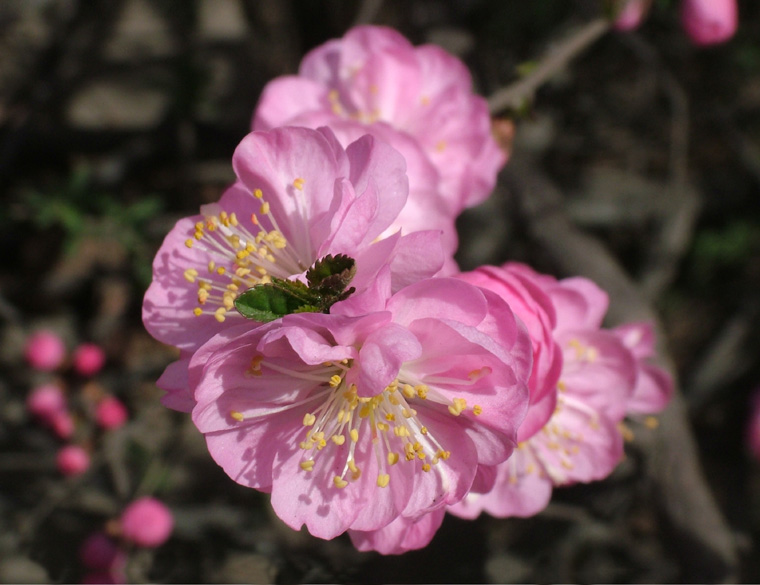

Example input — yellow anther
[198,280,212,291]
[384,413,395,422]
[299,440,314,450]
[388,394,400,406]
[300,460,315,472]
[420,426,428,435]
[415,385,428,399]
[331,435,345,445]
[302,413,316,426]
[561,459,574,469]
[422,463,431,472]
[333,476,348,489]
[329,374,342,387]
[216,266,226,275]
[350,429,359,443]
[183,268,198,283]
[253,188,263,199]
[214,307,226,322]
[194,230,203,240]
[207,261,216,272]
[193,307,202,316]
[229,411,244,422]
[401,384,415,399]
[376,422,389,432]
[359,405,371,418]
[377,474,390,488]
[644,416,659,429]
[293,177,305,190]
[229,212,238,226]
[337,409,346,423]
[473,404,483,416]
[401,408,416,419]
[387,452,399,465]
[394,426,410,437]
[195,221,204,231]
[259,202,270,215]
[185,238,194,248]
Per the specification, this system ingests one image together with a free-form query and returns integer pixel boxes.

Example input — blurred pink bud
[748,390,760,462]
[78,532,124,571]
[614,0,651,31]
[120,497,174,548]
[57,445,90,476]
[81,572,126,584]
[50,410,75,439]
[681,0,737,46]
[25,330,66,372]
[27,383,67,422]
[95,396,128,430]
[73,343,106,377]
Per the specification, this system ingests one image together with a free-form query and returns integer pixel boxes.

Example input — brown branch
[503,153,739,582]
[488,17,610,115]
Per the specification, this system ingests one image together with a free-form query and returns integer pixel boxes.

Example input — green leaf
[306,254,356,294]
[234,282,318,322]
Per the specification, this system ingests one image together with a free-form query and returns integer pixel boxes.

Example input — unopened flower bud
[57,445,90,476]
[72,343,106,377]
[95,396,128,430]
[120,497,173,547]
[25,330,66,372]
[681,0,737,46]
[27,383,67,422]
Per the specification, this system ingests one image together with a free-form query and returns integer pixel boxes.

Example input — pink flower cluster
[143,25,674,554]
[24,333,127,476]
[614,0,738,46]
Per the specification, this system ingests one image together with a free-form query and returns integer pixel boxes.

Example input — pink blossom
[457,264,563,435]
[680,0,737,46]
[450,264,639,520]
[78,532,125,572]
[57,445,90,476]
[95,396,129,430]
[120,497,174,548]
[614,0,652,31]
[25,330,66,372]
[143,126,444,411]
[27,383,67,423]
[612,322,673,414]
[190,275,531,541]
[253,25,505,233]
[50,410,75,440]
[72,343,106,377]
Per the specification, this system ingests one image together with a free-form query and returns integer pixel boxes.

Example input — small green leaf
[306,254,356,294]
[234,283,316,322]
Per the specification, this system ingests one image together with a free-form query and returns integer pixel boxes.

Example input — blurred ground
[1,0,760,582]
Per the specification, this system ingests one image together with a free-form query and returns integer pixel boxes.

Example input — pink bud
[95,396,128,430]
[681,0,737,46]
[614,0,651,31]
[78,532,124,571]
[81,572,126,584]
[72,343,106,377]
[49,410,75,439]
[120,497,174,548]
[25,330,66,372]
[26,383,67,422]
[57,445,90,476]
[748,390,760,462]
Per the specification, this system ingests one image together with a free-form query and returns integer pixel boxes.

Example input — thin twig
[488,17,610,114]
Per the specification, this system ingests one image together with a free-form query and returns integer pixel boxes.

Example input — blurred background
[1,0,760,582]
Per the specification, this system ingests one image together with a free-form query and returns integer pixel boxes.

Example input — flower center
[182,186,308,322]
[228,356,486,490]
